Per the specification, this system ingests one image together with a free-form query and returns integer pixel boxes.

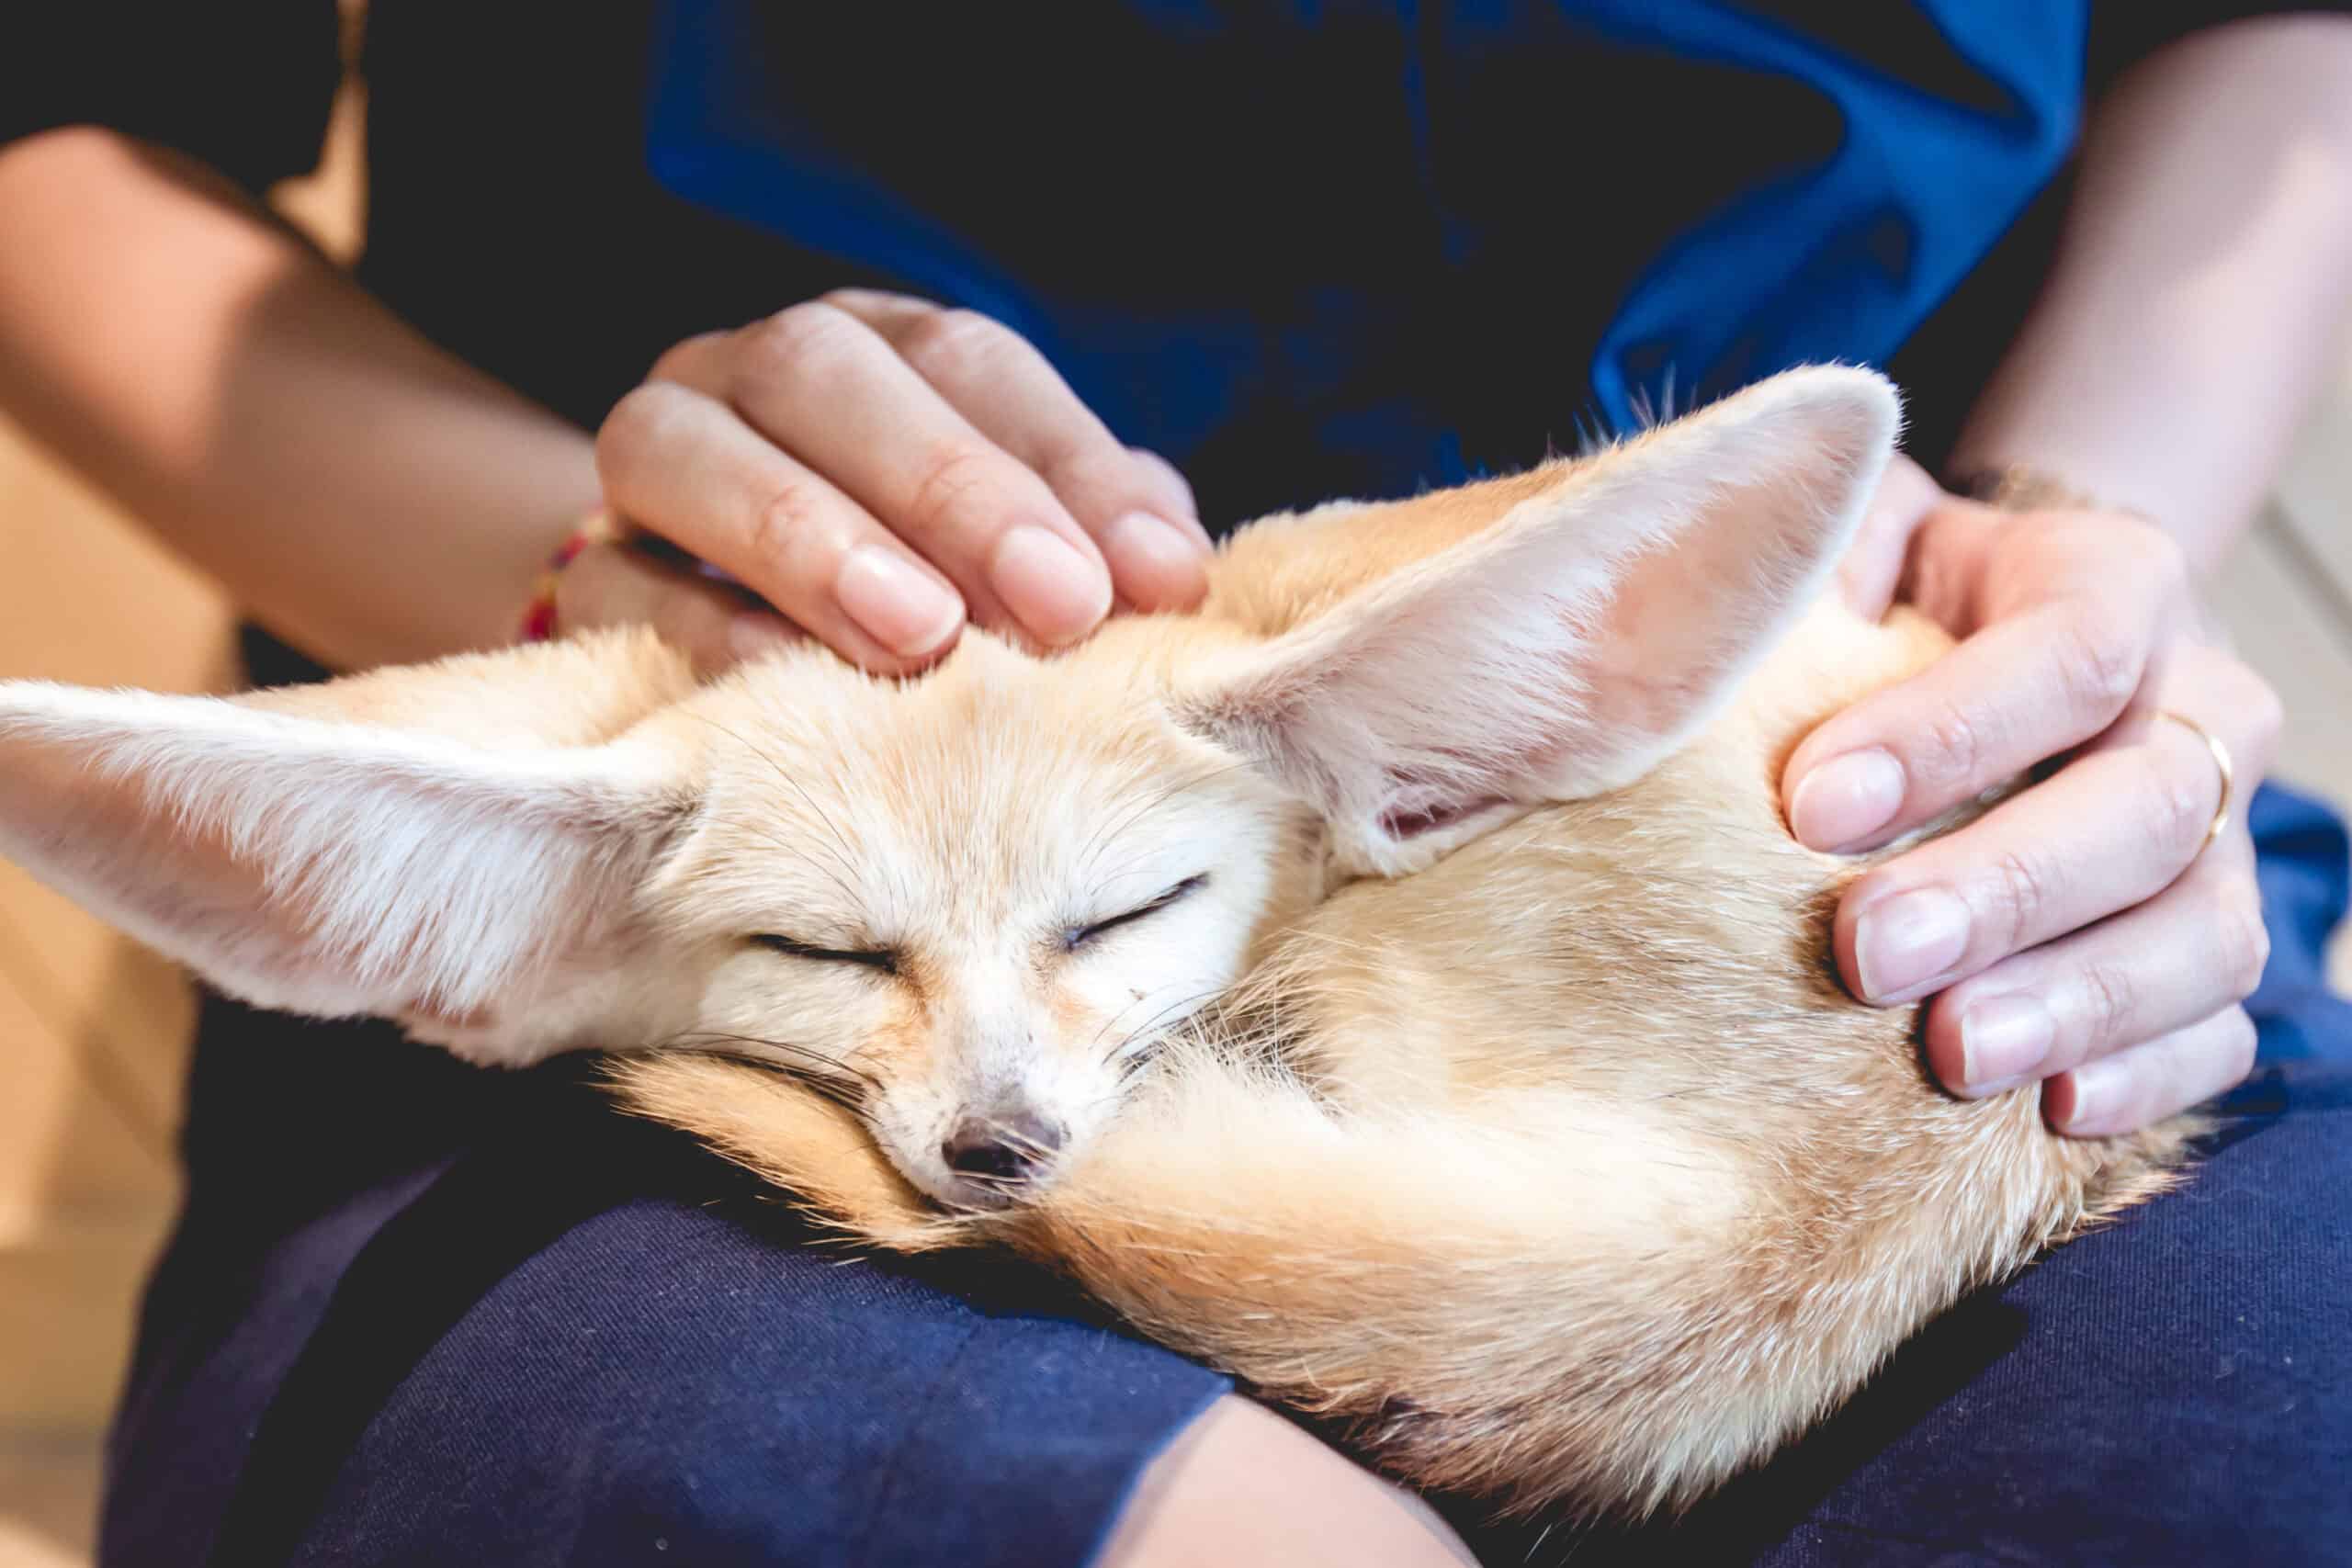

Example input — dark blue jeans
[100,787,2352,1568]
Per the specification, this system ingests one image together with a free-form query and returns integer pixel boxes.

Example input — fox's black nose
[942,1111,1067,1184]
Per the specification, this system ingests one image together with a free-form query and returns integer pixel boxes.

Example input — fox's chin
[878,1144,1057,1212]
[904,1166,1057,1213]
[935,1179,1031,1213]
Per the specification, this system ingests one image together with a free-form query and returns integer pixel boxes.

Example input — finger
[647,329,732,388]
[1834,453,1945,619]
[1128,446,1202,526]
[2042,1005,2258,1137]
[823,290,1213,612]
[552,538,801,677]
[692,301,1114,648]
[596,379,965,670]
[2079,649,2284,798]
[1834,710,2230,1006]
[1921,829,2268,1095]
[1783,594,2161,854]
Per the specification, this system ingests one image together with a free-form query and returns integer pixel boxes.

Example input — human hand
[1782,456,2280,1134]
[570,291,1211,672]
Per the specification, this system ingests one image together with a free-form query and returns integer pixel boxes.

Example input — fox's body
[616,582,2188,1519]
[0,367,2191,1520]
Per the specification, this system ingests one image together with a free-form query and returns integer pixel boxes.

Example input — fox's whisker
[1099,988,1227,1066]
[687,712,869,904]
[657,1029,880,1108]
[1075,761,1258,876]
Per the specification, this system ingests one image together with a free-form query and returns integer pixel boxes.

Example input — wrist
[1944,462,2104,515]
[517,511,622,644]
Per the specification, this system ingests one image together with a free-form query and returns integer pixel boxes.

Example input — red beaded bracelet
[518,512,622,644]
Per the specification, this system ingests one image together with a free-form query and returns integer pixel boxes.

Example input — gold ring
[2155,710,2233,853]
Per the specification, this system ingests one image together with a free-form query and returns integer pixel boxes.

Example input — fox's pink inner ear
[1182,366,1903,875]
[0,675,698,1056]
[1579,389,1894,745]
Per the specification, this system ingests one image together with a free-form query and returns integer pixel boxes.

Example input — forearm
[1952,16,2352,569]
[0,128,597,671]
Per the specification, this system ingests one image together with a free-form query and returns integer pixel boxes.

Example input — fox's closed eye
[750,934,900,975]
[1067,874,1209,952]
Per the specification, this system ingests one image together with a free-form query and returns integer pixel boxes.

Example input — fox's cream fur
[0,367,2192,1520]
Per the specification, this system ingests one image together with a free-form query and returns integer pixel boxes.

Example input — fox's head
[0,367,1897,1207]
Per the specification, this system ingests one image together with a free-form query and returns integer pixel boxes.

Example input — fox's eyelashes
[750,934,902,976]
[1065,874,1210,953]
[742,879,1204,973]
[740,875,1207,976]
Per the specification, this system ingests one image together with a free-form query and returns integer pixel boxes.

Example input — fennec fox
[0,367,2191,1517]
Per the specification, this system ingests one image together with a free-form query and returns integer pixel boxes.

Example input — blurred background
[0,29,375,1567]
[0,20,2348,1568]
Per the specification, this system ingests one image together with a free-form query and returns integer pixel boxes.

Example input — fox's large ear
[0,631,700,1062]
[1182,366,1901,874]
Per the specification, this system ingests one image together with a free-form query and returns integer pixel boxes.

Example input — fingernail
[1854,886,1971,1001]
[1128,448,1207,543]
[1099,512,1210,608]
[727,613,796,663]
[1790,750,1905,852]
[2053,1064,2116,1134]
[1167,510,1216,551]
[1958,994,2054,1092]
[834,547,963,658]
[989,525,1111,647]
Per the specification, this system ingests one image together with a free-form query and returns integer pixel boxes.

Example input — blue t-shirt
[644,1,2082,502]
[6,1,2339,517]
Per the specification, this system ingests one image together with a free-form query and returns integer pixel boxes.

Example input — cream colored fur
[0,367,2193,1519]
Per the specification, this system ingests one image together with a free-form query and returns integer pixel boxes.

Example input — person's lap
[1478,1061,2352,1566]
[102,1025,1232,1567]
[100,786,2352,1567]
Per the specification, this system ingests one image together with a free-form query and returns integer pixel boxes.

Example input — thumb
[553,537,807,678]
